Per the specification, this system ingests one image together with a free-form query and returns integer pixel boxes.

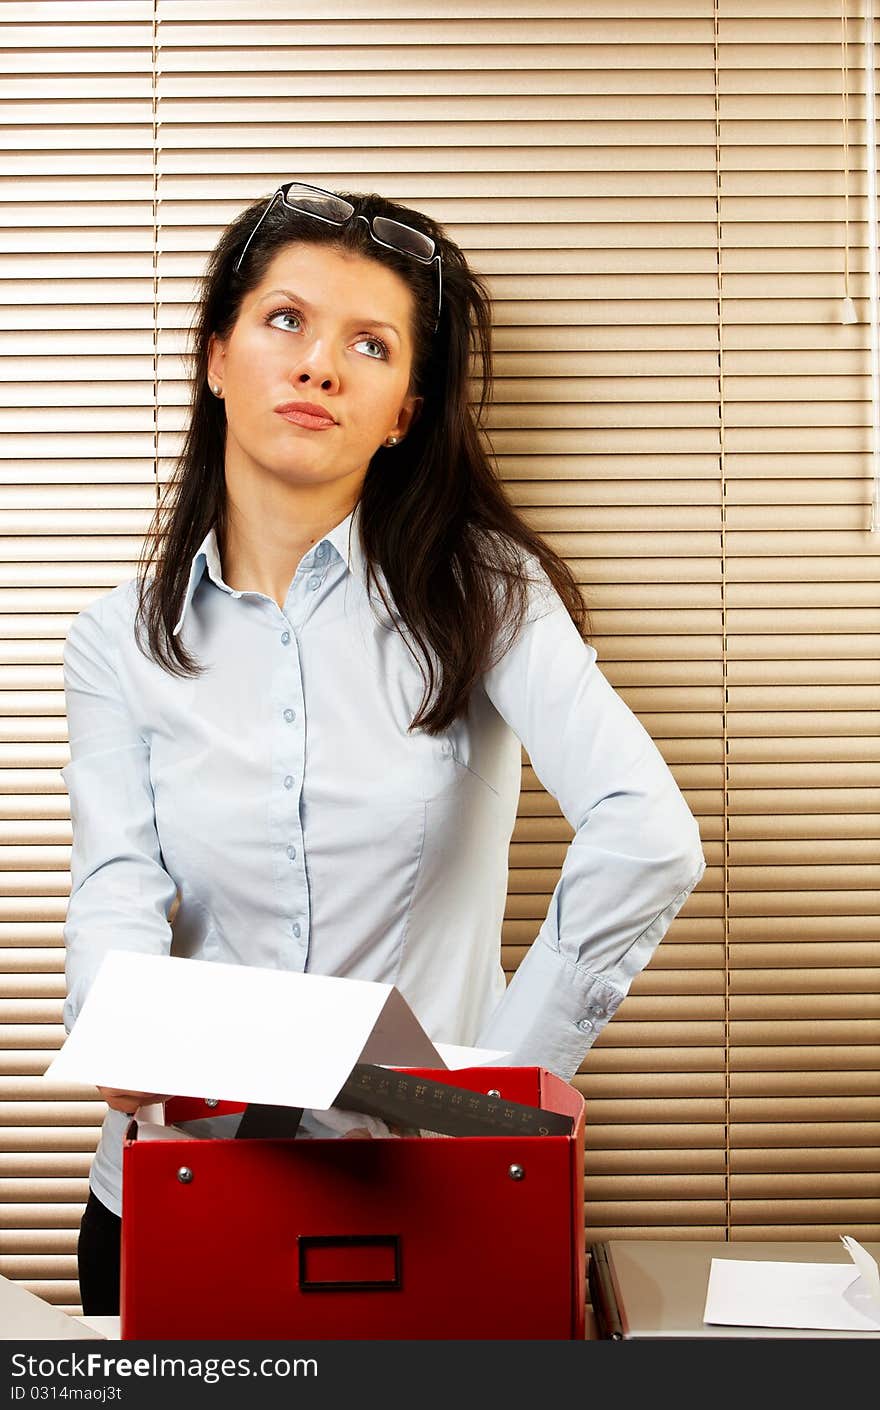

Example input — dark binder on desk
[235,1062,575,1139]
[588,1242,623,1340]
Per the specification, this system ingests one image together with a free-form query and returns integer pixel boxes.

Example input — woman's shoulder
[64,577,141,656]
[475,529,563,625]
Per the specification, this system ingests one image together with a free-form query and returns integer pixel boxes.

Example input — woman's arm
[61,596,178,1041]
[475,573,706,1081]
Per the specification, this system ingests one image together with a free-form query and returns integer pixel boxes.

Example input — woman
[62,182,706,1314]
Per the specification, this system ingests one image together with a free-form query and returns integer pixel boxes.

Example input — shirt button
[316,543,328,560]
[286,845,296,861]
[283,708,295,723]
[283,775,294,790]
[308,575,321,591]
[577,1018,593,1034]
[292,922,302,939]
[281,630,291,645]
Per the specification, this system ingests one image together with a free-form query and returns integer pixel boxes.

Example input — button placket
[271,610,309,967]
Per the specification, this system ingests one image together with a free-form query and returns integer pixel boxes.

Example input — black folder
[235,1063,574,1140]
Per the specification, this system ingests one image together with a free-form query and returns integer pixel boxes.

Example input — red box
[120,1066,585,1340]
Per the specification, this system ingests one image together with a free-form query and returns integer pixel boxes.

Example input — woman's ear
[393,394,423,440]
[206,332,226,391]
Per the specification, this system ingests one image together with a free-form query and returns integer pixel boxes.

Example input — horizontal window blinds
[0,1,156,1311]
[718,0,880,1243]
[503,1,727,1242]
[1,0,878,1313]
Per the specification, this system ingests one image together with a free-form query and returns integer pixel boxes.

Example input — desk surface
[75,1315,120,1339]
[590,1239,880,1339]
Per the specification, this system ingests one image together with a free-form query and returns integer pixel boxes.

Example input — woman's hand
[97,1087,169,1115]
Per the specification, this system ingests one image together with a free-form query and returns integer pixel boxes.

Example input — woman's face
[207,241,422,504]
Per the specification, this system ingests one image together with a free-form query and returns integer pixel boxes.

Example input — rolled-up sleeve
[475,578,706,1080]
[61,599,176,1033]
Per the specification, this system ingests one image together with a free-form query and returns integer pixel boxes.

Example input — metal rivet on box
[177,1167,194,1184]
[205,1099,219,1108]
[508,1164,525,1181]
[487,1089,501,1097]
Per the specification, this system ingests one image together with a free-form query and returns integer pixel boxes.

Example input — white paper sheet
[703,1237,880,1333]
[432,1042,508,1068]
[45,951,509,1111]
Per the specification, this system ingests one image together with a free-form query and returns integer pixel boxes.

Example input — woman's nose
[290,341,340,394]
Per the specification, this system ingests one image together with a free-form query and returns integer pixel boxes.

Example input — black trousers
[77,1190,122,1316]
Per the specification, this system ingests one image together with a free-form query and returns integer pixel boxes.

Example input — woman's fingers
[97,1087,169,1114]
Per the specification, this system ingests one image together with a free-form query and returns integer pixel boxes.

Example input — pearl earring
[385,436,399,447]
[211,384,222,397]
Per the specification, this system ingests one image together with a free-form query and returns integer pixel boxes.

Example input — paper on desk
[45,951,508,1111]
[703,1236,880,1332]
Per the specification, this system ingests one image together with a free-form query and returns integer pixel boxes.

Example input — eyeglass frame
[232,181,443,332]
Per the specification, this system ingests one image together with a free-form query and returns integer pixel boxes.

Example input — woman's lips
[275,403,337,431]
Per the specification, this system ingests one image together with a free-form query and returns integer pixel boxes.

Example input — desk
[588,1239,880,1339]
[75,1315,120,1339]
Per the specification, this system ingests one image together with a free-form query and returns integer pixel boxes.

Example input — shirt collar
[172,501,365,636]
[323,503,363,576]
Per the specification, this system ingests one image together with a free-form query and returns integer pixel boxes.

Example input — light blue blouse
[62,504,706,1214]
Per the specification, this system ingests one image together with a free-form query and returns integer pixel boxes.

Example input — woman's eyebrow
[258,288,402,340]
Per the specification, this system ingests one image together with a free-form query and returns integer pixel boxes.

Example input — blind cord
[840,1,857,323]
[861,0,880,531]
[151,1,160,517]
[712,0,731,1242]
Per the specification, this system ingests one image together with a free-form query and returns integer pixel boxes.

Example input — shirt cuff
[475,939,626,1083]
[475,859,706,1083]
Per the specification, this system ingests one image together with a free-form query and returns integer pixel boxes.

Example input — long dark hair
[136,186,589,733]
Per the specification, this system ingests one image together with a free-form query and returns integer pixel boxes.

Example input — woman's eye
[355,336,388,360]
[268,309,302,331]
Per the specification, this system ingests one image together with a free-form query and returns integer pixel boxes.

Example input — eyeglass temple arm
[434,254,442,332]
[233,189,283,275]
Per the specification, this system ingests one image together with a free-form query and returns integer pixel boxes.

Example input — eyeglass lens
[282,184,354,223]
[370,215,434,262]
